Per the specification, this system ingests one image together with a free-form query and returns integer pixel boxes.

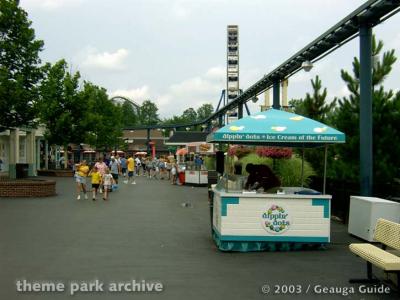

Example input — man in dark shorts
[124,155,136,184]
[120,156,127,177]
[109,156,121,184]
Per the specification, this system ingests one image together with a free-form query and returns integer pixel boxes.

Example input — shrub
[275,157,315,187]
[238,153,315,187]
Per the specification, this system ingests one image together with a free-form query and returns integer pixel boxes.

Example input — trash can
[178,172,185,185]
[16,163,29,179]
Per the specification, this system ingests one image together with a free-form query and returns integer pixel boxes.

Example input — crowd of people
[73,154,182,201]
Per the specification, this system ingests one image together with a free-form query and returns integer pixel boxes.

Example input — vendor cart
[206,109,345,251]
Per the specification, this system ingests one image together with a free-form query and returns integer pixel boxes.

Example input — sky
[20,0,400,118]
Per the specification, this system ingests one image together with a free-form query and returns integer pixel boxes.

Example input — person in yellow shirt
[89,166,102,201]
[124,155,136,185]
[75,160,89,200]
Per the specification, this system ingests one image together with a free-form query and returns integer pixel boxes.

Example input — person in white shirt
[135,156,141,176]
[102,169,115,201]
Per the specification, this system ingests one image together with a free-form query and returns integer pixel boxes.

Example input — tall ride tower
[226,25,239,122]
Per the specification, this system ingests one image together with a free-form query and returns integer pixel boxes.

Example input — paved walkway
[0,176,398,299]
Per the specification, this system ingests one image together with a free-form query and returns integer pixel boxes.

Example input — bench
[349,218,400,289]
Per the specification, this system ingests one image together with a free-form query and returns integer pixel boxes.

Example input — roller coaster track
[110,96,141,111]
[125,0,400,131]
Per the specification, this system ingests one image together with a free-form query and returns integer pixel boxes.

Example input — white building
[0,127,45,178]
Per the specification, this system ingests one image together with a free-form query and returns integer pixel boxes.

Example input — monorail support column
[218,114,224,127]
[238,102,243,119]
[359,24,373,196]
[146,128,151,155]
[273,80,280,109]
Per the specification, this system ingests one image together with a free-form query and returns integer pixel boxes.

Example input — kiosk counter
[212,183,331,251]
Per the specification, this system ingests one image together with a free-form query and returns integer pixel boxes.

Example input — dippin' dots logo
[261,204,291,234]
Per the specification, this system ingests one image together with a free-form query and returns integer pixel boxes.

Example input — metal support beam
[359,25,373,196]
[206,122,212,132]
[238,102,243,119]
[218,114,224,127]
[273,81,280,109]
[215,90,225,112]
[146,128,151,154]
[244,102,251,115]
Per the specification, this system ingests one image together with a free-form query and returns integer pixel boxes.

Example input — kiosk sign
[261,204,291,234]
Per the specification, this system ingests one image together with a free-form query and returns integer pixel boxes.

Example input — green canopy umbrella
[207,109,345,147]
[207,109,346,192]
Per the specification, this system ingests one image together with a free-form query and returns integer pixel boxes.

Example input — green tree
[80,82,123,151]
[181,108,197,123]
[289,76,335,177]
[180,107,200,130]
[138,100,159,125]
[38,60,86,164]
[0,0,44,129]
[162,115,185,127]
[196,103,214,121]
[120,101,138,127]
[290,76,335,123]
[332,36,400,185]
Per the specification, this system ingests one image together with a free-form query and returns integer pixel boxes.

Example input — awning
[206,109,345,148]
[135,151,147,155]
[176,148,188,155]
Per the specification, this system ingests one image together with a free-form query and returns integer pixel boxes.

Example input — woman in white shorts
[75,160,89,200]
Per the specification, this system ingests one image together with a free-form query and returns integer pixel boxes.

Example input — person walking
[171,162,178,185]
[120,156,127,178]
[135,155,141,176]
[102,169,115,201]
[75,160,89,200]
[95,157,108,193]
[145,157,152,178]
[150,157,159,179]
[141,156,147,176]
[165,159,172,180]
[159,157,166,180]
[89,166,102,201]
[109,156,121,184]
[125,155,136,184]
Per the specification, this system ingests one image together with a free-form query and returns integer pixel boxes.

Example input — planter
[0,178,56,197]
[37,169,74,177]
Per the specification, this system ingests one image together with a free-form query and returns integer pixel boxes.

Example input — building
[165,131,209,148]
[0,127,45,178]
[122,129,169,156]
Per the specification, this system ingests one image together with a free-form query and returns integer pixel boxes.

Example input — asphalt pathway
[0,176,398,299]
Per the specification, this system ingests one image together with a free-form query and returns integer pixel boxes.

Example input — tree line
[0,0,214,153]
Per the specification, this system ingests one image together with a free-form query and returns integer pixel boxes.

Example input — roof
[207,109,345,148]
[166,131,208,145]
[122,129,166,139]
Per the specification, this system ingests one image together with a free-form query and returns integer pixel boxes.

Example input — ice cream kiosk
[184,142,214,186]
[206,109,345,251]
